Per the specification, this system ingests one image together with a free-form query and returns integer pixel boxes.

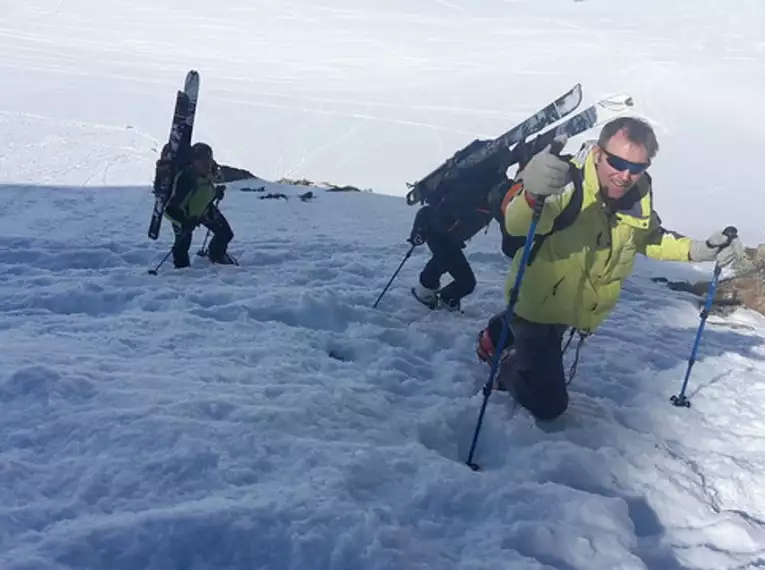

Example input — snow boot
[437,294,461,312]
[210,252,238,265]
[411,283,438,309]
[476,328,495,362]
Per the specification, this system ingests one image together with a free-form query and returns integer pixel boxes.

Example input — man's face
[193,155,214,176]
[593,129,651,200]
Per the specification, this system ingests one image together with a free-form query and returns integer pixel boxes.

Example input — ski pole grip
[533,136,567,215]
[717,226,738,250]
[549,135,567,157]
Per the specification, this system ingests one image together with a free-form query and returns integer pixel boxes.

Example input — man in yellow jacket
[164,142,235,268]
[477,117,749,421]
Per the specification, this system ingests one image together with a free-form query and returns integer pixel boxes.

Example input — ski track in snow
[1,182,765,569]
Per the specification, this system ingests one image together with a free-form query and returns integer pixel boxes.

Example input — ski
[147,90,189,240]
[147,70,200,240]
[511,93,635,164]
[180,70,200,151]
[405,83,583,205]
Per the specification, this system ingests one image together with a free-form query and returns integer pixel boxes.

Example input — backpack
[152,142,194,201]
[424,142,512,203]
[497,158,585,263]
[422,151,510,244]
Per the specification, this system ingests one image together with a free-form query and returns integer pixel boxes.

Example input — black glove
[214,185,226,201]
[408,205,432,246]
[408,229,426,246]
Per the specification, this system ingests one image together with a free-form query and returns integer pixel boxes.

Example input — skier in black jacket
[163,143,235,268]
[408,149,512,311]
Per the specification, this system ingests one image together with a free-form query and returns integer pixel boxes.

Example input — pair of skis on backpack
[148,70,201,241]
[405,84,634,206]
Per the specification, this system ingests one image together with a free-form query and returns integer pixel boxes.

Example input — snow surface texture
[2,182,765,570]
[2,0,765,568]
[2,0,765,242]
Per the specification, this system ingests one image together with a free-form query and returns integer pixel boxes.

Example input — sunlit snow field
[1,1,765,568]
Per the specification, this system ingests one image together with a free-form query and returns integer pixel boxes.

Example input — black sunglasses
[602,149,650,175]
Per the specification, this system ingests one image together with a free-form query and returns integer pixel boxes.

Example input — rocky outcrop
[215,164,258,183]
[215,169,370,193]
[653,245,765,317]
[324,184,364,193]
[277,177,316,187]
[276,177,369,193]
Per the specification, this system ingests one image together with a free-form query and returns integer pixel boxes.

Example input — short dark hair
[191,142,213,160]
[598,117,659,159]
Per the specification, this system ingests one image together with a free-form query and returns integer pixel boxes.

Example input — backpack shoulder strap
[550,163,584,233]
[526,161,585,264]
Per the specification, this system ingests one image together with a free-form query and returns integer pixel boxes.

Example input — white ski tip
[597,94,635,112]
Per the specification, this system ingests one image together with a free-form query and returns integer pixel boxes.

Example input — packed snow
[2,0,765,569]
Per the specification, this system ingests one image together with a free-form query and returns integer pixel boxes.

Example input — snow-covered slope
[1,182,765,569]
[2,0,764,242]
[2,0,765,567]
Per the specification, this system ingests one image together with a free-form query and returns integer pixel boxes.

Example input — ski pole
[148,248,173,275]
[197,197,220,257]
[465,139,565,472]
[148,222,201,275]
[373,243,416,309]
[197,229,211,257]
[464,198,544,471]
[671,226,738,408]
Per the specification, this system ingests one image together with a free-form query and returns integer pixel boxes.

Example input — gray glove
[519,140,571,198]
[689,228,750,270]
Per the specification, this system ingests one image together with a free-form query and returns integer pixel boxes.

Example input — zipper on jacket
[596,203,615,267]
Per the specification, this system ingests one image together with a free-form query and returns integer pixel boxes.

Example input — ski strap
[562,328,590,385]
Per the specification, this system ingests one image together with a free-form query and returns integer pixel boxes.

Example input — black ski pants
[485,313,569,421]
[172,205,234,268]
[419,233,476,305]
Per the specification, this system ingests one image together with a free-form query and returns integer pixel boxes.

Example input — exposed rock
[276,177,370,193]
[215,163,258,183]
[277,177,317,187]
[653,244,765,317]
[325,184,363,193]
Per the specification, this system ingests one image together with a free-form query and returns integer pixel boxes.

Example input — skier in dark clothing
[163,142,235,268]
[409,149,512,311]
[409,205,481,311]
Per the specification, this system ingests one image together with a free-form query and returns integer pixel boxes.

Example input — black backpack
[422,153,509,244]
